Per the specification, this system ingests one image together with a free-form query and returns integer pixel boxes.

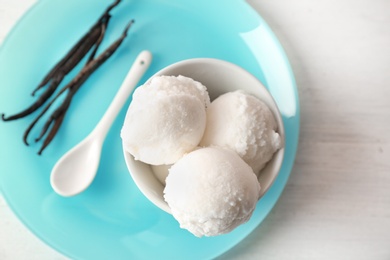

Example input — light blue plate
[0,0,299,259]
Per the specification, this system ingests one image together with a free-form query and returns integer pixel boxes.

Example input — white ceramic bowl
[123,58,285,214]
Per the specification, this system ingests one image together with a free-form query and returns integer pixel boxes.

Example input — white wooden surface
[1,0,390,259]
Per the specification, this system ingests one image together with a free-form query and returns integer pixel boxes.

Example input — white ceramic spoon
[51,50,152,197]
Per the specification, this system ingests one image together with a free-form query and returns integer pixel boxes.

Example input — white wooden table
[1,0,390,259]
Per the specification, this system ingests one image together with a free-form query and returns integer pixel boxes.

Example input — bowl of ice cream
[121,58,285,236]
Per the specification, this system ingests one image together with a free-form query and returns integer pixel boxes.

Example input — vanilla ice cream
[121,75,210,165]
[200,90,282,175]
[164,146,261,237]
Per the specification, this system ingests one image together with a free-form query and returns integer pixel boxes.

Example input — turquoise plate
[0,0,299,259]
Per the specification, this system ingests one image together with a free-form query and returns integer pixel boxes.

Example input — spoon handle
[93,50,152,138]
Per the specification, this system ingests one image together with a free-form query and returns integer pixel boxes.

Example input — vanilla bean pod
[0,0,121,121]
[28,20,134,154]
[87,16,109,64]
[35,92,73,143]
[38,112,66,155]
[31,0,121,95]
[23,78,80,146]
[31,21,102,96]
[85,0,123,64]
[59,15,111,75]
[1,74,64,122]
[1,19,108,122]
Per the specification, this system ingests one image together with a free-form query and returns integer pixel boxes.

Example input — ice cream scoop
[123,58,284,215]
[121,75,210,165]
[200,90,282,175]
[164,146,261,237]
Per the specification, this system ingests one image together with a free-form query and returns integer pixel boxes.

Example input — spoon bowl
[51,137,102,196]
[123,58,285,213]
